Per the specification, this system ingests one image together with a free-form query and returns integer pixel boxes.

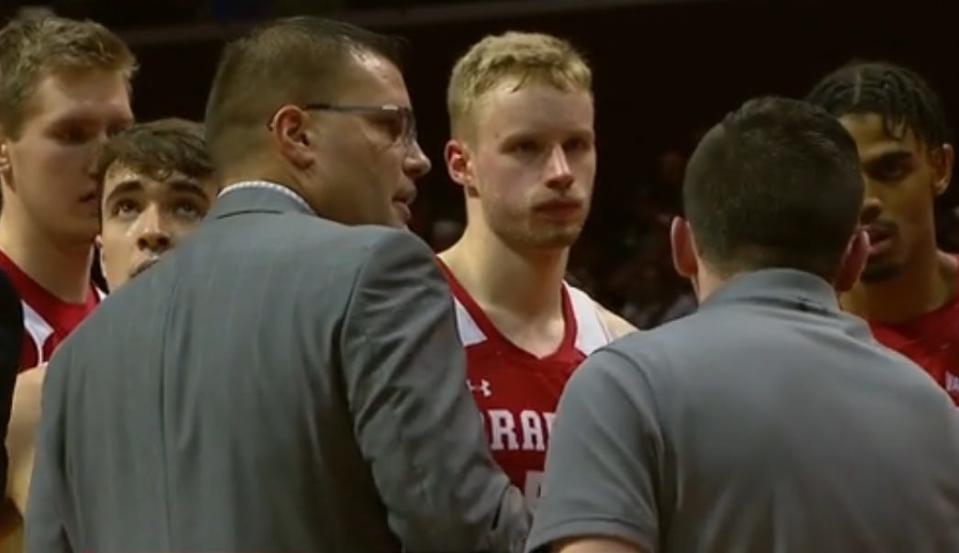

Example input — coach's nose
[404,139,432,181]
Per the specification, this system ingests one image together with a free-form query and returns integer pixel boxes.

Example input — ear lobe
[670,217,699,280]
[835,229,869,292]
[445,139,474,192]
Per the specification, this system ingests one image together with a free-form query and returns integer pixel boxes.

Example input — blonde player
[437,31,636,507]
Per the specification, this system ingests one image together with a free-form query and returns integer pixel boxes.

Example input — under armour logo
[467,378,492,398]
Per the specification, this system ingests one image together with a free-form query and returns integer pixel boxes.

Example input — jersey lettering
[485,409,553,452]
[489,409,519,451]
[519,410,546,451]
[439,258,616,500]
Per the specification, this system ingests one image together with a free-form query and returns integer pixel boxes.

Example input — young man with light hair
[0,15,135,371]
[0,15,135,545]
[438,31,636,508]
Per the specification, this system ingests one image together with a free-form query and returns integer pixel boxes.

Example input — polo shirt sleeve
[526,347,663,553]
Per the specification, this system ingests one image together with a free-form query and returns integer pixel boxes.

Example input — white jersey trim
[450,282,613,354]
[21,300,53,365]
[453,299,486,347]
[565,283,612,355]
[947,372,959,394]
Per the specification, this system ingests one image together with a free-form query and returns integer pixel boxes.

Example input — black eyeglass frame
[267,103,417,147]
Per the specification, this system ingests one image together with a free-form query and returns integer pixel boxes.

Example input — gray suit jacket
[26,186,528,553]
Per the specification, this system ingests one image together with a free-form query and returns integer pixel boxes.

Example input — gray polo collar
[700,269,840,314]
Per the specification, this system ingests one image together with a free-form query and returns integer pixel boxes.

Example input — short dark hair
[204,16,403,169]
[806,61,950,148]
[683,97,864,280]
[93,118,213,197]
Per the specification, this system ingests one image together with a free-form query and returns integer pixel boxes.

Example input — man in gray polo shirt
[527,97,959,553]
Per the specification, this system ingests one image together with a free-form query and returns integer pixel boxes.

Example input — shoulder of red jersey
[563,283,617,355]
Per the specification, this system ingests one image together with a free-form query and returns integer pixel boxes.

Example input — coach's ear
[271,105,315,170]
[835,228,869,292]
[670,216,698,280]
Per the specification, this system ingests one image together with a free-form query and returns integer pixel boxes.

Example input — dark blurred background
[3,0,957,328]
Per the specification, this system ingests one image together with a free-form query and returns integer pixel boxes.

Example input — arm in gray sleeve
[25,355,73,553]
[526,349,662,553]
[341,230,529,553]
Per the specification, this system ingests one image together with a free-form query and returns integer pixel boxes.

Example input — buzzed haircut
[807,61,951,148]
[203,16,402,169]
[447,31,591,141]
[683,97,864,280]
[0,15,136,139]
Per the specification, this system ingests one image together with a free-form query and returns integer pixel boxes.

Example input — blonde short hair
[447,31,592,140]
[0,16,137,139]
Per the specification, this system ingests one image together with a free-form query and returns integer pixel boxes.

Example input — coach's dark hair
[683,97,864,280]
[806,61,950,148]
[204,16,403,169]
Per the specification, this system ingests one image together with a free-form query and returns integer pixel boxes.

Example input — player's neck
[0,209,94,304]
[440,227,568,322]
[842,247,957,325]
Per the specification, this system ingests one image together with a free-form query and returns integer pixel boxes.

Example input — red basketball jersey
[439,261,614,507]
[869,283,959,406]
[0,250,102,372]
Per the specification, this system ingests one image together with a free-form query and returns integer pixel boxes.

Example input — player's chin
[552,219,585,237]
[528,225,582,249]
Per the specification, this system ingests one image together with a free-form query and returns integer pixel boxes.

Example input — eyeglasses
[268,103,418,148]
